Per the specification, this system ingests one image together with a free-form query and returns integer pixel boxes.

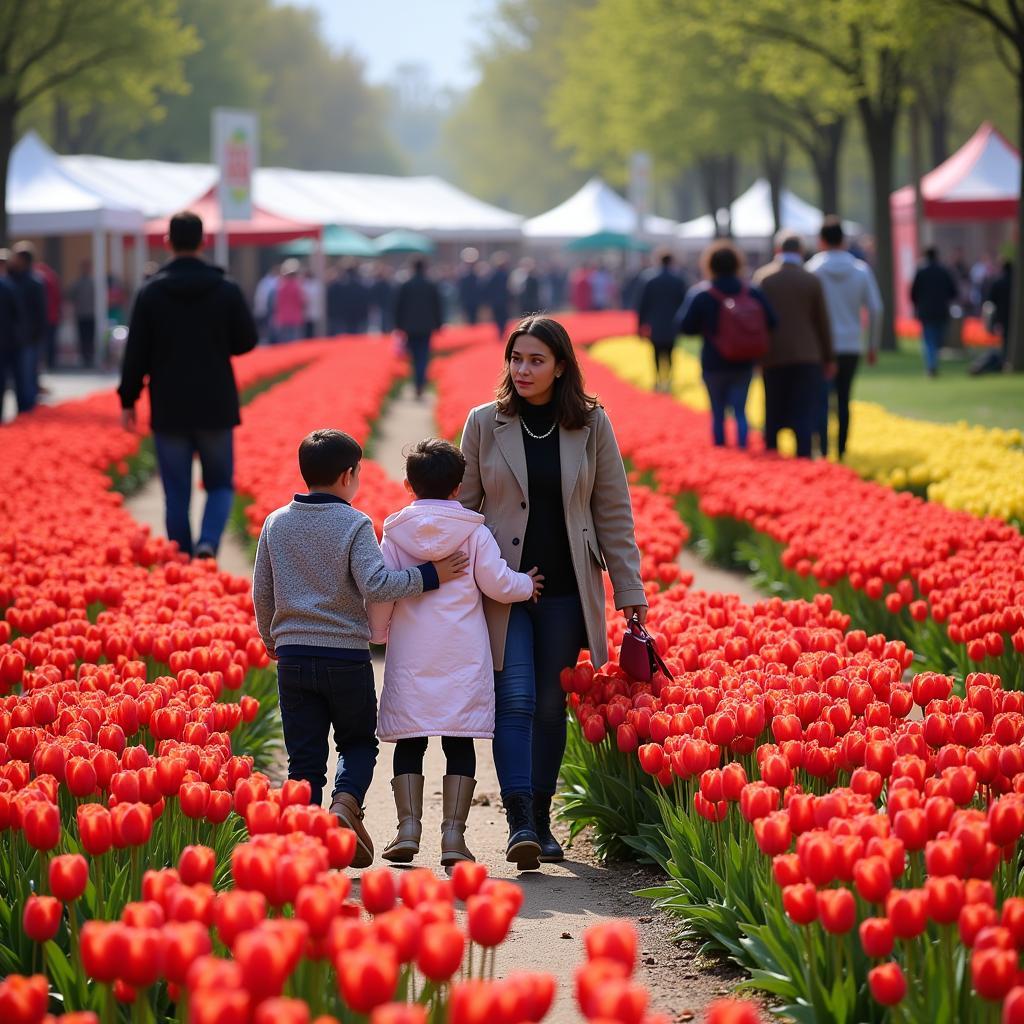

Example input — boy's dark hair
[169,211,205,252]
[702,240,742,279]
[298,429,362,487]
[405,438,466,499]
[820,216,845,248]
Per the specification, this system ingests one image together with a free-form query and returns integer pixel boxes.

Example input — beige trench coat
[459,401,647,670]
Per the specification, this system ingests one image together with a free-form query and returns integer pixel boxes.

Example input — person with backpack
[675,241,775,449]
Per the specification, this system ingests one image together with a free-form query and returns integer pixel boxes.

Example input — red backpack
[708,285,770,362]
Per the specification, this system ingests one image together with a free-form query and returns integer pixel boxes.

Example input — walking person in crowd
[368,439,541,867]
[369,262,395,333]
[36,257,61,372]
[327,262,370,336]
[978,259,1013,373]
[485,253,511,341]
[394,258,444,400]
[636,249,688,393]
[570,263,593,311]
[302,266,323,339]
[457,248,482,324]
[253,429,469,866]
[253,263,279,345]
[753,232,835,458]
[676,241,775,450]
[459,315,647,869]
[9,243,46,411]
[70,262,95,367]
[0,249,26,420]
[590,262,615,311]
[513,257,542,315]
[118,210,258,559]
[806,217,882,459]
[910,246,958,377]
[272,259,307,344]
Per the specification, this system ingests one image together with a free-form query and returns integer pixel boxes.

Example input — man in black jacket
[394,258,443,399]
[9,244,47,411]
[0,251,26,420]
[118,211,258,558]
[636,250,688,391]
[910,246,957,377]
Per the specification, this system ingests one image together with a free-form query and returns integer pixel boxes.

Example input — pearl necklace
[521,418,557,440]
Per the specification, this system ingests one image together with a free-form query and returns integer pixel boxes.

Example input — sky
[282,0,495,91]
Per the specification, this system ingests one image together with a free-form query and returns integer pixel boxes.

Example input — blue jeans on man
[492,593,588,799]
[921,319,945,374]
[0,345,36,418]
[703,367,753,448]
[153,428,235,556]
[405,332,432,397]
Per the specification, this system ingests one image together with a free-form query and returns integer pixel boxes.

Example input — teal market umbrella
[278,225,376,258]
[566,231,651,252]
[373,229,436,255]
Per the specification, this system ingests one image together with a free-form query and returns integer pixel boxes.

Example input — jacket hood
[809,250,859,279]
[382,501,484,561]
[150,257,226,298]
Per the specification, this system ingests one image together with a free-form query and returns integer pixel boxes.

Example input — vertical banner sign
[628,151,652,225]
[213,108,258,219]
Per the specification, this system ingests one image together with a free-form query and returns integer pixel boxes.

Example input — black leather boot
[533,792,564,863]
[504,791,541,869]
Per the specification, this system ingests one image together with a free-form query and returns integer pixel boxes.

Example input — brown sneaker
[330,791,374,868]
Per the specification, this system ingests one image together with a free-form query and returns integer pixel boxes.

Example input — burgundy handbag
[619,615,673,683]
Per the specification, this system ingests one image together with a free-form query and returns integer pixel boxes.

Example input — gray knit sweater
[252,496,426,654]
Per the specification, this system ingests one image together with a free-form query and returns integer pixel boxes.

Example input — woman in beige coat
[460,315,647,869]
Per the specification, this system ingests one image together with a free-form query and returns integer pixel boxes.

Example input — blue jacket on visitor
[675,275,776,374]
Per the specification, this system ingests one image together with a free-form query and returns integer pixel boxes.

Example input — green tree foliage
[0,0,197,241]
[444,0,594,215]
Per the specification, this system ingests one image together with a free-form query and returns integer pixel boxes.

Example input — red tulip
[361,867,397,915]
[817,888,856,934]
[162,920,213,984]
[0,974,49,1024]
[868,962,907,1006]
[705,998,762,1024]
[973,947,1018,1001]
[859,917,894,958]
[853,856,892,904]
[467,894,516,948]
[178,845,216,886]
[451,861,488,901]
[49,854,88,902]
[782,883,817,925]
[926,875,966,925]
[415,922,465,981]
[885,888,927,939]
[23,895,62,943]
[22,800,60,851]
[372,1004,426,1024]
[337,942,399,1013]
[254,998,310,1024]
[583,920,637,973]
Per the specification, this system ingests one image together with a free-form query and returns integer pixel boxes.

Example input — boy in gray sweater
[253,428,468,866]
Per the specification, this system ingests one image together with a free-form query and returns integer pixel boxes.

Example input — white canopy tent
[677,179,861,249]
[523,177,678,242]
[8,132,148,353]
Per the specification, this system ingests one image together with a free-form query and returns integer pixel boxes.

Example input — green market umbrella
[279,225,376,258]
[373,229,436,255]
[566,231,651,252]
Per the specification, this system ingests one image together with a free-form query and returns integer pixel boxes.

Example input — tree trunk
[1009,74,1024,372]
[928,106,949,169]
[860,98,899,352]
[762,138,787,235]
[810,119,844,217]
[0,100,16,247]
[699,155,736,236]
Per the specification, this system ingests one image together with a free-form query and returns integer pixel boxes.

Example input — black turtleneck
[519,399,577,596]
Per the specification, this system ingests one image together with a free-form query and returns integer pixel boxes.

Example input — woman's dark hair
[405,438,466,499]
[495,315,600,430]
[168,211,204,252]
[701,240,742,279]
[298,429,362,487]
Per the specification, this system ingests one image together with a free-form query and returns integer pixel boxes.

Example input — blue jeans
[153,429,234,557]
[921,320,945,373]
[273,324,304,344]
[493,594,588,799]
[406,332,431,395]
[0,346,35,418]
[763,363,823,458]
[703,368,753,448]
[277,657,378,805]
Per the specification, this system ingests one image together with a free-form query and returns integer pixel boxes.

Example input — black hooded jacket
[119,257,258,431]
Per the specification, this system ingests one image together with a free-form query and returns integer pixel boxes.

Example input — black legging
[393,736,476,777]
[651,342,673,389]
[817,353,859,458]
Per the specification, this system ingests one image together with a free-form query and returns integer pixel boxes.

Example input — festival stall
[891,122,1019,320]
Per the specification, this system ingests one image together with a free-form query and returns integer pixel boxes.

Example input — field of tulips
[590,336,1024,525]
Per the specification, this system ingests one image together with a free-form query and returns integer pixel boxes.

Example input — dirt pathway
[678,548,762,607]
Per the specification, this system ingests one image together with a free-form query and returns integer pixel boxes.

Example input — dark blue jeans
[277,657,378,806]
[921,319,945,373]
[763,363,823,458]
[153,428,234,557]
[493,593,587,799]
[0,346,35,418]
[405,332,432,395]
[703,367,753,448]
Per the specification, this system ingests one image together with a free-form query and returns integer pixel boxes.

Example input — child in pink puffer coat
[368,438,541,866]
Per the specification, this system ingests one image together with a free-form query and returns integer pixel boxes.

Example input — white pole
[92,230,108,368]
[312,233,326,337]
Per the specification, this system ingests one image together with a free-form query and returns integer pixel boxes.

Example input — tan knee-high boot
[440,774,476,866]
[382,774,424,863]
